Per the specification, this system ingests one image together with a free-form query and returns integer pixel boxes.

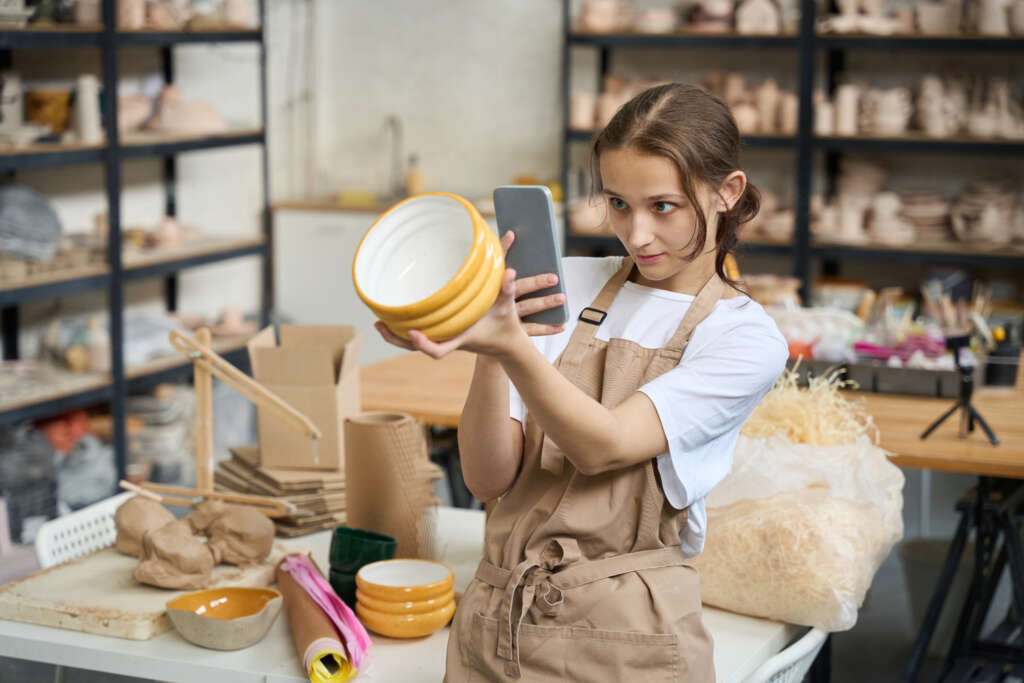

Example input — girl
[376,83,788,682]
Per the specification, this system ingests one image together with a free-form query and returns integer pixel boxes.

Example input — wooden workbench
[360,350,1024,478]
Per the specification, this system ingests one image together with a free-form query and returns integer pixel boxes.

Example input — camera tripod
[920,334,999,446]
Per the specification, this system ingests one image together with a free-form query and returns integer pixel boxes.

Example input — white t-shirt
[508,256,788,557]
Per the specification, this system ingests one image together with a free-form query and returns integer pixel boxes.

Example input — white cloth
[508,256,788,556]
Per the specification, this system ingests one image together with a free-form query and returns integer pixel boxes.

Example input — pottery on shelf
[1012,0,1024,34]
[732,102,761,135]
[145,86,228,137]
[118,0,145,29]
[978,0,1011,35]
[756,79,780,133]
[634,7,678,33]
[814,91,835,136]
[147,0,189,30]
[118,95,153,134]
[223,0,256,28]
[75,0,101,25]
[75,75,103,145]
[569,92,597,131]
[778,93,799,136]
[152,216,183,249]
[579,0,628,32]
[863,87,912,136]
[834,83,861,136]
[735,0,782,34]
[916,2,957,34]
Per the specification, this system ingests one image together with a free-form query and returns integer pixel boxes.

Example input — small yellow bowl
[355,559,454,603]
[355,587,456,615]
[353,192,489,318]
[378,224,500,331]
[355,598,455,638]
[165,587,282,651]
[386,229,504,340]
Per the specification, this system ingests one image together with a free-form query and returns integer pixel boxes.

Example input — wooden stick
[168,330,321,442]
[118,479,161,501]
[138,482,297,518]
[194,327,214,494]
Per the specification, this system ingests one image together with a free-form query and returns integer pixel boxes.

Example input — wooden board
[359,350,476,428]
[0,543,293,641]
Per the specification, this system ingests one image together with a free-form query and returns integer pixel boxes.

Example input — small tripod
[920,335,999,446]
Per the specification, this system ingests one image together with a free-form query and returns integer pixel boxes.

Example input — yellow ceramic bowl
[355,598,455,639]
[385,227,504,340]
[355,587,456,615]
[378,223,499,330]
[165,587,282,651]
[353,192,490,317]
[355,559,454,603]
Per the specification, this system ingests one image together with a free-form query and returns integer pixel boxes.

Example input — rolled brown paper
[276,555,354,682]
[344,412,442,559]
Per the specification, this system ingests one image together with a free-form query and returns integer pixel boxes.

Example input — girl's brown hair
[592,83,759,290]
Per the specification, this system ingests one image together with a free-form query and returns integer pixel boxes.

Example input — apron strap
[474,546,688,678]
[663,272,726,354]
[540,258,633,474]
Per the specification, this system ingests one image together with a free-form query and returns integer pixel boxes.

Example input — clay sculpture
[183,498,228,535]
[134,520,215,590]
[206,507,275,567]
[114,495,176,557]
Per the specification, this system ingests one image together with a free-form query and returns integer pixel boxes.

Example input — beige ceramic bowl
[352,192,504,341]
[165,587,282,651]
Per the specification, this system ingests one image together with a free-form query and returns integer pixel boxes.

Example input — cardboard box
[247,325,361,470]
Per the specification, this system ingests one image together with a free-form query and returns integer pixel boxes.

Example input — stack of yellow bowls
[354,559,455,639]
[352,192,504,341]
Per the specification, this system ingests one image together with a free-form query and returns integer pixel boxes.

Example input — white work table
[0,507,797,682]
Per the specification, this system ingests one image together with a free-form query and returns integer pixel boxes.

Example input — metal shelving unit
[561,0,1024,299]
[0,1,271,477]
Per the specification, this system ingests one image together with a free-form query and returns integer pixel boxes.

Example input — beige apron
[445,258,724,683]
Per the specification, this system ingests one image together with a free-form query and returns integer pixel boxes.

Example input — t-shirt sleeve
[638,319,788,510]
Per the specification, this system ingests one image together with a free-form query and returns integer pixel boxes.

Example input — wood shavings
[741,364,877,445]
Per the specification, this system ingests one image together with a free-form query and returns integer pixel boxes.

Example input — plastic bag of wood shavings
[741,365,877,446]
[691,435,904,632]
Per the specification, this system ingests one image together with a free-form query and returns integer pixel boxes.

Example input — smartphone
[493,185,569,326]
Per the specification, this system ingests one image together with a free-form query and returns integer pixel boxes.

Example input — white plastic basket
[34,492,133,568]
[741,627,828,683]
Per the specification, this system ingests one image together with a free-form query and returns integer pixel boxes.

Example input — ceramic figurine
[757,79,780,133]
[147,0,189,30]
[223,0,256,28]
[118,0,145,29]
[1012,0,1024,33]
[735,0,781,34]
[835,83,861,136]
[634,7,677,32]
[978,0,1011,34]
[779,92,799,135]
[732,102,760,134]
[814,90,835,136]
[145,86,228,136]
[570,92,597,130]
[74,0,101,25]
[74,74,103,145]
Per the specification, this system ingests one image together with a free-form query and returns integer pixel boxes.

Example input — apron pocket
[468,612,681,683]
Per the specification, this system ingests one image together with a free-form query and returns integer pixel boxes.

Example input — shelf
[0,26,102,48]
[123,237,265,280]
[125,336,250,390]
[119,129,264,158]
[0,370,111,427]
[0,265,110,307]
[566,233,794,256]
[117,29,262,45]
[0,141,105,171]
[814,134,1024,155]
[568,31,798,49]
[812,241,1024,267]
[816,33,1024,51]
[0,337,250,426]
[567,129,796,148]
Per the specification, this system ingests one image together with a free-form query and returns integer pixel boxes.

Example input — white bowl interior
[355,195,474,307]
[359,560,451,588]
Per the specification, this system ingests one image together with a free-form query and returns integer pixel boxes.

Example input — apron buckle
[578,307,607,326]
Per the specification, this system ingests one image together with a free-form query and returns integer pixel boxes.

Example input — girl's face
[599,146,719,292]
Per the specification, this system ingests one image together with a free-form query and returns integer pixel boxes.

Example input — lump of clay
[134,520,215,590]
[184,498,227,535]
[114,496,175,557]
[206,507,274,567]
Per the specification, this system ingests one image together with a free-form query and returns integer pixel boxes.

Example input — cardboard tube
[276,558,356,683]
